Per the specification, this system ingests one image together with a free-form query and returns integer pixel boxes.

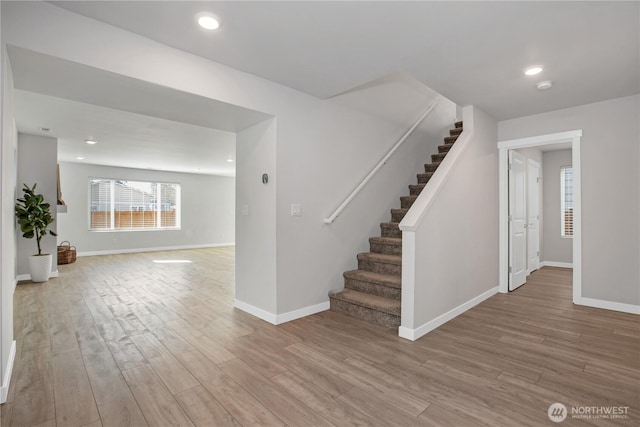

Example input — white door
[509,151,527,290]
[527,159,541,274]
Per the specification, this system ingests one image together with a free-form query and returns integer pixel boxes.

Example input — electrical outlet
[241,204,249,216]
[291,203,301,216]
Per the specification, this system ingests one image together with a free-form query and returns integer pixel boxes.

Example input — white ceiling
[8,46,272,177]
[9,1,639,176]
[15,90,238,177]
[50,0,639,120]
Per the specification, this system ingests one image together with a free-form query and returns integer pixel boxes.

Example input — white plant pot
[28,254,52,283]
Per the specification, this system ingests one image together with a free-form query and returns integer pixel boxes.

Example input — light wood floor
[1,248,638,426]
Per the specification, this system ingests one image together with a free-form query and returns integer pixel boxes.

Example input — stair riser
[358,259,401,276]
[432,153,446,163]
[409,185,424,196]
[438,144,453,153]
[381,226,401,239]
[391,211,407,222]
[444,136,458,144]
[450,128,463,136]
[344,278,401,300]
[455,121,463,128]
[329,297,400,328]
[400,197,416,209]
[417,174,433,184]
[424,163,440,173]
[369,241,402,255]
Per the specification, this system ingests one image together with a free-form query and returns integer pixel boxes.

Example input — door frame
[498,130,582,303]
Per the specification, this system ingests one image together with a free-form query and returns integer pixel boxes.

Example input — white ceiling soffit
[50,1,639,120]
[7,45,272,132]
[15,90,238,177]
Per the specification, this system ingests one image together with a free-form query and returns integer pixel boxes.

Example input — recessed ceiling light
[85,139,98,145]
[525,66,543,76]
[197,13,221,30]
[536,80,553,90]
[226,158,233,163]
[75,156,85,160]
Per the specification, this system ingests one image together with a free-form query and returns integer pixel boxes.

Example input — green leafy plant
[15,183,57,255]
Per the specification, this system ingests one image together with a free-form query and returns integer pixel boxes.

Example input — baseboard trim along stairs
[329,121,463,328]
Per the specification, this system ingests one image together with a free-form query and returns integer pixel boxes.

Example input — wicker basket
[57,241,77,265]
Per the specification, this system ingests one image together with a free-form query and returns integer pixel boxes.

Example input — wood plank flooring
[1,248,638,426]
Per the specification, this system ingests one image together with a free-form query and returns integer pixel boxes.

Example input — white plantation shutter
[560,166,573,237]
[89,179,180,231]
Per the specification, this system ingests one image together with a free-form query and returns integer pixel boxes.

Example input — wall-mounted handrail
[324,98,441,224]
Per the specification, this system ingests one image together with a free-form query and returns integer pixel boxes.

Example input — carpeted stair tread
[450,127,463,136]
[417,172,434,184]
[444,136,458,144]
[390,209,408,222]
[357,252,401,265]
[369,236,402,255]
[400,195,418,209]
[409,184,426,196]
[438,143,454,153]
[424,162,441,173]
[344,269,401,288]
[455,121,463,128]
[431,152,447,162]
[380,222,401,238]
[330,289,401,316]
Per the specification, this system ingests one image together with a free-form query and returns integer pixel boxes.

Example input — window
[89,179,180,231]
[560,166,573,237]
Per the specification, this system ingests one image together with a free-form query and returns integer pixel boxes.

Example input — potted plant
[15,183,57,282]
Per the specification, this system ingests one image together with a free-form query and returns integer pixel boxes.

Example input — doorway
[498,130,582,303]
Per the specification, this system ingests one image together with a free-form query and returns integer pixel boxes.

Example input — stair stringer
[399,105,498,340]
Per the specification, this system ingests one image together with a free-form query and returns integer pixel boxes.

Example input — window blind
[89,179,180,231]
[560,166,573,237]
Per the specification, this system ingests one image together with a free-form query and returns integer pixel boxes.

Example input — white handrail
[324,98,441,224]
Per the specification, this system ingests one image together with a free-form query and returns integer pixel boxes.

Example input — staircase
[329,121,463,328]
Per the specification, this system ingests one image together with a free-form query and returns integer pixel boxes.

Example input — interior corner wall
[1,40,18,402]
[411,106,499,329]
[235,119,277,314]
[498,94,640,306]
[16,133,57,276]
[56,162,235,255]
[542,149,572,264]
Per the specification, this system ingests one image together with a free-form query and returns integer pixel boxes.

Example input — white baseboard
[274,301,330,324]
[77,242,235,257]
[540,261,573,268]
[0,340,16,403]
[16,270,59,282]
[234,299,329,325]
[399,287,498,341]
[575,297,640,315]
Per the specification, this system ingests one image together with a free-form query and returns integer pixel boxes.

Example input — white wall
[235,119,277,314]
[0,40,17,404]
[542,149,572,264]
[16,133,57,276]
[1,2,458,320]
[402,105,499,338]
[57,162,235,255]
[499,95,640,306]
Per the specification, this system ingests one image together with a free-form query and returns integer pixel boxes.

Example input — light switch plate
[291,203,301,216]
